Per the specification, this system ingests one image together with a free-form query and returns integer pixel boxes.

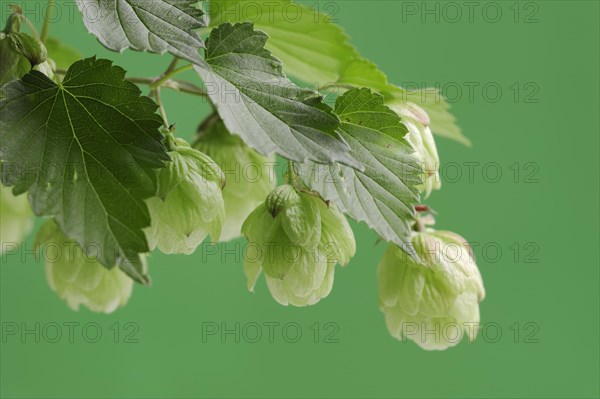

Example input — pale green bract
[194,119,275,242]
[145,138,225,255]
[36,220,138,314]
[242,185,355,307]
[378,229,485,350]
[389,102,441,198]
[0,184,33,254]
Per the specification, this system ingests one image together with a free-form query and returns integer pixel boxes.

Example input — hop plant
[194,119,275,242]
[0,3,483,350]
[391,102,441,197]
[0,184,33,254]
[378,227,485,350]
[0,14,47,86]
[36,220,138,314]
[242,184,356,307]
[145,137,226,255]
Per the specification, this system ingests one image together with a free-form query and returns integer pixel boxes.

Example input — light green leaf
[299,88,422,257]
[195,22,358,167]
[340,59,471,147]
[208,0,359,85]
[44,37,83,70]
[396,89,472,147]
[0,57,169,284]
[76,0,206,65]
[208,1,469,146]
[338,58,394,94]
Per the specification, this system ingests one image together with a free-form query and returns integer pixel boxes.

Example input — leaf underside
[0,57,169,284]
[300,88,422,257]
[195,22,359,168]
[76,0,206,66]
[209,0,360,84]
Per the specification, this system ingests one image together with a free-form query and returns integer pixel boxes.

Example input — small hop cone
[194,120,275,242]
[36,220,138,314]
[0,184,33,254]
[390,102,441,197]
[145,138,226,255]
[378,229,485,350]
[242,185,356,307]
[0,15,48,86]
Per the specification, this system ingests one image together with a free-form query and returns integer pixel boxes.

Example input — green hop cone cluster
[390,102,441,198]
[378,227,485,350]
[194,120,275,242]
[36,220,138,314]
[0,14,48,86]
[242,184,356,307]
[145,138,225,255]
[0,184,33,254]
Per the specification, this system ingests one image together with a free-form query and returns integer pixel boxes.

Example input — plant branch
[152,88,169,129]
[40,0,55,43]
[287,159,299,185]
[150,64,193,90]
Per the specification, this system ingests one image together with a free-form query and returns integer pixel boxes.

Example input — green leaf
[208,0,359,85]
[338,58,394,94]
[0,57,169,284]
[340,59,471,147]
[299,88,422,257]
[395,89,472,147]
[44,37,83,70]
[76,0,206,65]
[195,22,358,167]
[208,1,469,147]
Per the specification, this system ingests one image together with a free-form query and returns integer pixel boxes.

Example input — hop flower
[0,184,33,254]
[145,138,225,255]
[194,120,275,242]
[242,185,356,307]
[378,229,485,350]
[36,220,138,314]
[0,14,47,85]
[390,102,441,197]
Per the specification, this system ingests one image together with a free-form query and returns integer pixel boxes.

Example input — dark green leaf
[0,57,169,284]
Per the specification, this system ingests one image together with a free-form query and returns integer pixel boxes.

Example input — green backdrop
[1,1,599,398]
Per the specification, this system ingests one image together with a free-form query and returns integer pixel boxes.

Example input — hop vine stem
[54,69,208,97]
[40,0,55,43]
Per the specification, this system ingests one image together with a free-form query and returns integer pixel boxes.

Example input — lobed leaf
[195,22,359,167]
[299,88,422,257]
[0,57,169,284]
[76,0,206,65]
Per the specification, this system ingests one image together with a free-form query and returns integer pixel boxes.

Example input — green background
[1,1,599,398]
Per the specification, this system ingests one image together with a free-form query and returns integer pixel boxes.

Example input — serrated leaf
[340,59,471,147]
[44,37,84,70]
[76,0,206,65]
[209,0,359,85]
[299,88,422,257]
[338,58,392,94]
[195,22,359,167]
[396,89,472,147]
[0,57,169,284]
